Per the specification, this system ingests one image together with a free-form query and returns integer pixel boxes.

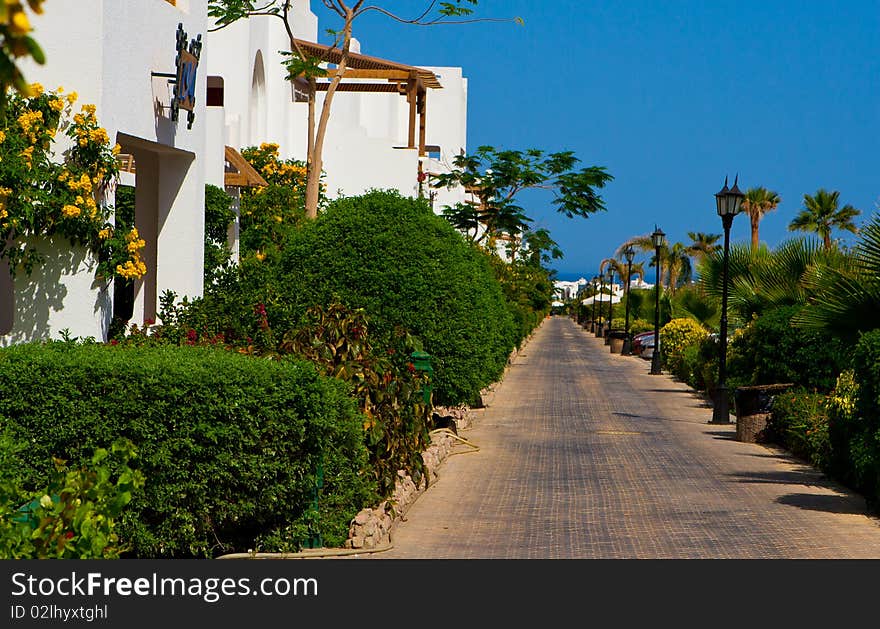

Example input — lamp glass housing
[651,228,665,248]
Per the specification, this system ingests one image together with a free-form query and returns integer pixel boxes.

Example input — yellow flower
[255,251,266,261]
[0,131,5,144]
[0,209,8,220]
[67,92,78,105]
[49,97,64,112]
[61,204,81,218]
[112,144,121,155]
[10,10,31,35]
[29,82,43,97]
[82,104,96,115]
[98,228,111,239]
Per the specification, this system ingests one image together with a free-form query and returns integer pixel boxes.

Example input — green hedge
[727,306,847,392]
[832,331,880,507]
[0,343,375,557]
[767,390,831,470]
[276,190,517,406]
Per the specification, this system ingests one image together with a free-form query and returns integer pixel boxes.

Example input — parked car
[631,331,655,357]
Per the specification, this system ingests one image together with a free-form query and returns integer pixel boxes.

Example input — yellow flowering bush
[659,318,708,367]
[237,142,326,262]
[0,85,145,280]
[0,0,46,107]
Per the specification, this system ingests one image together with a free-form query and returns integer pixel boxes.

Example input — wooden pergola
[224,146,268,188]
[293,39,443,170]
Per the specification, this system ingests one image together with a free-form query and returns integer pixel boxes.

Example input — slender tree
[741,187,781,250]
[433,145,613,247]
[208,1,521,219]
[788,188,861,251]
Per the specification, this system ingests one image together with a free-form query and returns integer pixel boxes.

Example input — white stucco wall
[3,0,210,344]
[205,3,469,208]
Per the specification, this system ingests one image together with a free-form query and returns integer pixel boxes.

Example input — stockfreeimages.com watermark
[10,571,318,604]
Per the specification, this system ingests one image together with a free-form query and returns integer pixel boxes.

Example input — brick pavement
[368,315,880,558]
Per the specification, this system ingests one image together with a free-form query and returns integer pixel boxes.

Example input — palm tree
[741,187,781,250]
[686,231,721,267]
[795,213,880,339]
[788,189,861,251]
[616,235,691,294]
[665,242,692,294]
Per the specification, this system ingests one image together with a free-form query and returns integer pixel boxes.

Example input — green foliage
[670,285,719,330]
[277,190,516,406]
[726,306,847,392]
[0,2,46,110]
[0,436,143,559]
[698,238,840,325]
[795,212,880,340]
[280,303,432,498]
[237,143,316,262]
[204,184,235,285]
[836,331,880,506]
[788,188,861,250]
[0,342,374,557]
[432,145,612,245]
[0,86,136,279]
[767,391,831,470]
[659,318,708,380]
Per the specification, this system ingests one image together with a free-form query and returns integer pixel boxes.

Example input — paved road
[369,315,880,558]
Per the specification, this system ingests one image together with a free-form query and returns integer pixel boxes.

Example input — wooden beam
[407,76,418,150]
[418,87,427,157]
[323,68,411,80]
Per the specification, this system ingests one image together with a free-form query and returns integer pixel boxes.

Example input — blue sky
[311,1,879,280]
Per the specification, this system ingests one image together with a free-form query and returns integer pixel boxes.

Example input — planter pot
[734,383,794,443]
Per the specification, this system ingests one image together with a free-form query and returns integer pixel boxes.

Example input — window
[207,76,224,107]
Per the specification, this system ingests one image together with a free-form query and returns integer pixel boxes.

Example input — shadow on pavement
[726,469,831,489]
[706,430,737,441]
[775,493,873,516]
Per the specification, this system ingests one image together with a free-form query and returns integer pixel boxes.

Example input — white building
[2,0,209,345]
[1,0,470,346]
[204,0,468,212]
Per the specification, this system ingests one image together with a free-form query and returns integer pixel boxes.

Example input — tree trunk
[750,213,760,250]
[304,10,355,219]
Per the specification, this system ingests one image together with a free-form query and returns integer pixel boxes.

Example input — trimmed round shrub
[660,317,709,380]
[276,190,517,406]
[0,342,375,557]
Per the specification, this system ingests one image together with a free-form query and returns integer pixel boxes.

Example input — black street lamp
[650,226,665,375]
[621,245,635,355]
[590,277,599,332]
[605,267,614,345]
[596,273,605,337]
[711,175,745,424]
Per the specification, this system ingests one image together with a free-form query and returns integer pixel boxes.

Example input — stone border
[344,317,545,550]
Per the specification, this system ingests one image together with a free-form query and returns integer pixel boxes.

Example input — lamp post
[711,175,745,424]
[605,267,614,345]
[650,226,665,375]
[596,273,605,337]
[590,277,598,332]
[621,245,635,355]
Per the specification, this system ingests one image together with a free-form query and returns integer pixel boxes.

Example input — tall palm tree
[789,189,861,251]
[616,235,691,293]
[741,187,781,250]
[665,242,692,294]
[686,231,721,267]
